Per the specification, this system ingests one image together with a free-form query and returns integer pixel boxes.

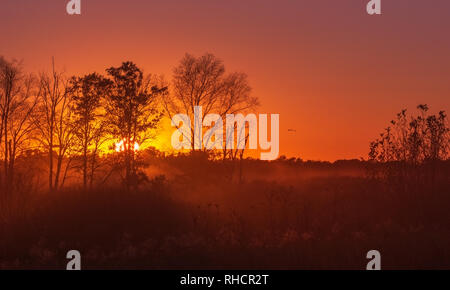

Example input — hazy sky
[1,0,449,161]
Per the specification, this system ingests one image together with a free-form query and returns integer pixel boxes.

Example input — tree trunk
[83,137,88,191]
[49,135,54,192]
[54,153,63,191]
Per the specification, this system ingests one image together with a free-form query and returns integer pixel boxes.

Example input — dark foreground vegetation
[0,154,449,269]
[1,54,449,269]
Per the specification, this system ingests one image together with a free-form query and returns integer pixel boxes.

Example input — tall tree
[69,73,111,191]
[0,57,38,195]
[33,60,75,192]
[105,61,166,189]
[164,53,258,157]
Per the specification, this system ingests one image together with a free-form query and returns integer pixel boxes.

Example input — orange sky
[1,0,449,161]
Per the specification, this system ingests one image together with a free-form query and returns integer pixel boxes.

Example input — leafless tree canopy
[163,53,259,154]
[32,61,75,193]
[0,58,38,199]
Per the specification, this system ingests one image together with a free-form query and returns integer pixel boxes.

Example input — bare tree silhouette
[0,57,38,199]
[33,59,76,192]
[163,53,258,157]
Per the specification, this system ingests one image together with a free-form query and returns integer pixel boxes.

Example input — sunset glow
[115,139,140,152]
[1,0,449,160]
[1,0,449,273]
